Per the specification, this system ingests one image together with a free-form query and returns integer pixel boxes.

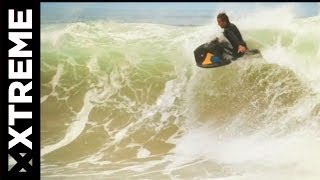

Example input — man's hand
[238,45,247,53]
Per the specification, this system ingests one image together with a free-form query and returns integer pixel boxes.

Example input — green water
[40,17,320,179]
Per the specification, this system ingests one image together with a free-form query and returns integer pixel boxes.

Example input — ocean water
[40,3,320,180]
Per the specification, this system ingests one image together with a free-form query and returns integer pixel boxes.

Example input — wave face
[41,8,320,180]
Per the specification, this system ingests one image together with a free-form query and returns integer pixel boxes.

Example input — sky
[41,3,320,25]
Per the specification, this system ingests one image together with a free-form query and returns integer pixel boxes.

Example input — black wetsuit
[223,23,247,57]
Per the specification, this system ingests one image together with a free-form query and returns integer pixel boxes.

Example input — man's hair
[217,12,230,24]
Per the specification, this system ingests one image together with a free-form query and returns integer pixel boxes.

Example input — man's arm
[224,30,246,47]
[224,26,247,53]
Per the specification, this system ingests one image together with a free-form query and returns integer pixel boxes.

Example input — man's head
[217,13,230,28]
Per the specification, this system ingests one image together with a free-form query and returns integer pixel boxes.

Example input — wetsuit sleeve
[223,29,245,51]
[232,25,246,47]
